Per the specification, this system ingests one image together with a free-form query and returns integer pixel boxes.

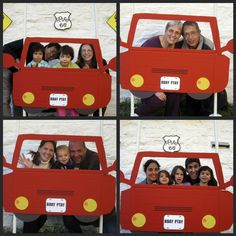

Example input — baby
[52,145,76,169]
[27,43,49,67]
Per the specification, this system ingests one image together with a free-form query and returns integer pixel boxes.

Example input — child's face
[57,150,70,164]
[199,170,211,184]
[60,53,72,67]
[159,172,169,185]
[175,168,184,184]
[33,50,43,63]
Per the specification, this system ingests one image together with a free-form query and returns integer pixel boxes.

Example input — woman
[135,21,183,117]
[76,44,109,116]
[139,159,160,184]
[18,140,57,233]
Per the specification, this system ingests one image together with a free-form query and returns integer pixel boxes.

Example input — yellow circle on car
[15,196,29,210]
[83,94,95,106]
[202,215,216,229]
[196,77,210,91]
[83,198,97,212]
[130,74,144,88]
[22,92,35,104]
[131,213,146,228]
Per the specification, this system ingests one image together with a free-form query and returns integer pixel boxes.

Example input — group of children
[26,43,81,117]
[155,165,217,186]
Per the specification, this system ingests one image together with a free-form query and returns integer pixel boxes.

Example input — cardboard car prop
[120,14,233,99]
[3,37,115,115]
[3,134,116,222]
[120,151,233,232]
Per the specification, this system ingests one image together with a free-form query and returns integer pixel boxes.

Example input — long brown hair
[30,140,56,167]
[76,44,97,68]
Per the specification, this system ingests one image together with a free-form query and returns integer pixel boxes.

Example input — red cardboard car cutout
[120,152,233,232]
[3,134,116,222]
[120,14,233,99]
[3,37,115,114]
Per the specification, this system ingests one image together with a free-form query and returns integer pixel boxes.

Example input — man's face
[183,25,201,48]
[165,24,182,46]
[186,162,200,180]
[69,142,86,164]
[44,46,58,61]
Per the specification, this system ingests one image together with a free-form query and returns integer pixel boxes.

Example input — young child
[52,145,76,169]
[195,166,218,186]
[171,165,191,185]
[53,45,80,117]
[157,170,172,185]
[27,43,49,67]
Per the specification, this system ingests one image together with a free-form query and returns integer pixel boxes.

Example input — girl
[195,166,218,186]
[76,44,109,116]
[157,170,172,185]
[27,43,49,67]
[171,165,191,185]
[53,45,79,117]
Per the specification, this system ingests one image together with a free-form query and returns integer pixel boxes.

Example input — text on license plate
[49,93,68,106]
[46,198,66,213]
[160,76,180,90]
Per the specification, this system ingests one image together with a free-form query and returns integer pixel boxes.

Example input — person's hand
[14,58,20,70]
[155,92,166,101]
[83,64,90,69]
[18,154,33,168]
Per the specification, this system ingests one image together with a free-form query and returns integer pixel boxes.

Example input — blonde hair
[56,145,69,157]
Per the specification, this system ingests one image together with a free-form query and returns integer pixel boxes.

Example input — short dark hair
[182,21,201,35]
[59,45,74,60]
[143,159,160,172]
[30,43,44,56]
[185,158,201,169]
[45,43,61,51]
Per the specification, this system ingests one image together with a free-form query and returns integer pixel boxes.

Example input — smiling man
[185,158,201,185]
[135,21,183,117]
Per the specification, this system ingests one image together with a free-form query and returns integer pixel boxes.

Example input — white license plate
[46,198,66,213]
[163,215,185,230]
[160,76,180,90]
[49,93,68,106]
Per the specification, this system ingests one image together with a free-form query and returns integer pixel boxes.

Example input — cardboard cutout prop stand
[3,37,116,116]
[120,152,233,232]
[119,13,233,116]
[3,134,116,232]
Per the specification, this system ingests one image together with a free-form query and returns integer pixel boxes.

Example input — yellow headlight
[130,74,144,88]
[82,94,95,106]
[83,198,97,212]
[131,212,146,228]
[202,214,216,229]
[15,196,29,210]
[22,92,35,104]
[196,77,210,91]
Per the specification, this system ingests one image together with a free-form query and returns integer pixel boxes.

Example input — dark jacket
[51,158,76,169]
[77,149,100,170]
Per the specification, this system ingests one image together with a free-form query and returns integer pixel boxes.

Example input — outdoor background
[3,120,116,232]
[120,3,233,106]
[120,120,233,233]
[3,3,116,116]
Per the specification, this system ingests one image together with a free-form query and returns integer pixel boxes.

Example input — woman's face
[38,142,55,162]
[175,168,184,184]
[81,44,94,63]
[145,162,159,183]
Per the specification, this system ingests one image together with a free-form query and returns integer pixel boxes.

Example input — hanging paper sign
[54,11,72,30]
[163,135,181,152]
[49,93,68,106]
[46,198,66,213]
[3,12,13,31]
[160,76,180,90]
[164,215,185,230]
[106,12,116,32]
